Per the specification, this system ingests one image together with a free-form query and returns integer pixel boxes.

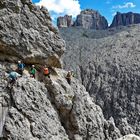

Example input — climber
[7,71,21,88]
[43,65,50,78]
[30,65,36,79]
[66,71,72,85]
[17,61,25,76]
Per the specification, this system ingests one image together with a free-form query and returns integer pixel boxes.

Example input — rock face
[74,9,108,29]
[0,0,65,67]
[57,11,140,29]
[1,74,69,139]
[57,15,73,28]
[45,69,107,140]
[0,0,140,139]
[61,24,140,137]
[0,0,123,139]
[110,12,140,27]
[117,134,140,140]
[0,63,123,140]
[57,9,108,30]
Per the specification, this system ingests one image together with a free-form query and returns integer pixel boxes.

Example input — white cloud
[35,0,81,18]
[112,12,116,16]
[112,2,136,9]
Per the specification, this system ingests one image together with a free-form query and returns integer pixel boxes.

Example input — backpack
[18,63,25,70]
[30,68,36,75]
[44,68,49,75]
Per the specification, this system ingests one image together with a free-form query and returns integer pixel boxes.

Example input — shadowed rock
[110,12,140,28]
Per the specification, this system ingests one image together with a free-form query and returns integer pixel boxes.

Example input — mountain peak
[57,9,108,30]
[110,12,140,27]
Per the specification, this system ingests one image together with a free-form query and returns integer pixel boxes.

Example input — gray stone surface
[61,24,140,136]
[74,9,108,30]
[57,9,108,30]
[110,12,140,28]
[0,64,9,137]
[0,63,123,140]
[117,134,140,140]
[46,69,107,140]
[0,106,8,137]
[0,64,69,140]
[0,0,65,67]
[57,15,73,28]
[0,0,140,139]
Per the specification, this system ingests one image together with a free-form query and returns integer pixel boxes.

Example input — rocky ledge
[1,63,137,140]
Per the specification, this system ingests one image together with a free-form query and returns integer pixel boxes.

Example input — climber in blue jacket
[17,61,25,76]
[7,71,21,88]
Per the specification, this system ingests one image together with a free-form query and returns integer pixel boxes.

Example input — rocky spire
[57,15,73,28]
[57,9,108,30]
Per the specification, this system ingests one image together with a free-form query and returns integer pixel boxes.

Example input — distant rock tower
[57,9,108,30]
[74,9,108,30]
[57,15,73,28]
[110,12,140,27]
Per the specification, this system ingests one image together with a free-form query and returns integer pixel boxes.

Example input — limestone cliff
[61,25,140,137]
[0,0,65,67]
[57,11,140,29]
[74,9,108,30]
[0,63,123,140]
[57,9,108,30]
[57,15,73,28]
[110,12,140,28]
[0,0,140,140]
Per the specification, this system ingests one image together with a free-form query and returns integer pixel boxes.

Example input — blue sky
[32,0,140,24]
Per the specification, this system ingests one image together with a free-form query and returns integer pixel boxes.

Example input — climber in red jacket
[43,65,50,78]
